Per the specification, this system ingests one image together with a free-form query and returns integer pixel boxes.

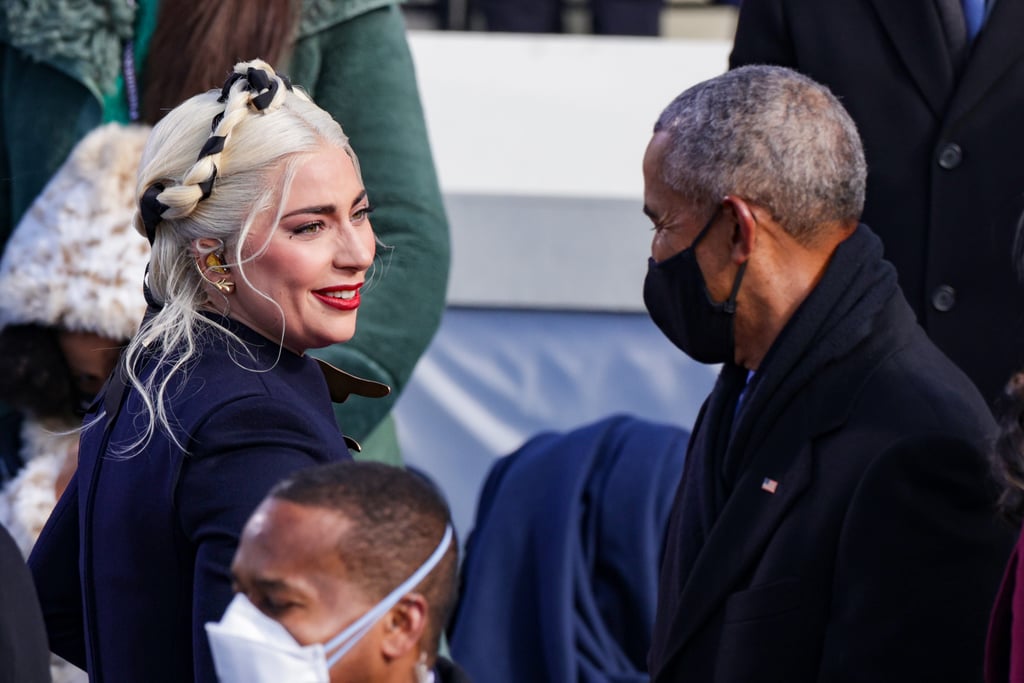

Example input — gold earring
[213,278,235,294]
[196,250,234,294]
[205,252,229,274]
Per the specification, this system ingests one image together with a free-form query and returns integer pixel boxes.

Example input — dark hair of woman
[141,0,299,124]
[994,371,1024,526]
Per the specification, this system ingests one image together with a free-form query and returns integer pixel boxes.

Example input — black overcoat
[651,229,1016,682]
[731,0,1024,403]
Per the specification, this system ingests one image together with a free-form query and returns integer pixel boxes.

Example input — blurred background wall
[392,9,734,536]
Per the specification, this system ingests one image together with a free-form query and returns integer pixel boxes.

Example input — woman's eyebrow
[282,205,337,219]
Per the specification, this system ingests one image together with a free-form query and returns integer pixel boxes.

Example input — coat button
[938,143,962,169]
[931,285,956,312]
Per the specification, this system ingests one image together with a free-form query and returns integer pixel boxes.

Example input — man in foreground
[643,64,1013,682]
[206,461,468,683]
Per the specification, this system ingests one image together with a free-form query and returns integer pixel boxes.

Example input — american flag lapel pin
[761,477,779,494]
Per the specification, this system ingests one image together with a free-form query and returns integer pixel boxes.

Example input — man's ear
[380,594,428,661]
[721,195,758,264]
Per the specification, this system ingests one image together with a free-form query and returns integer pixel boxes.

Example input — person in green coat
[0,0,450,468]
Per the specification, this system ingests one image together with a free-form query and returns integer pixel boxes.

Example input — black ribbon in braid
[194,135,225,200]
[198,66,295,204]
[196,167,218,201]
[216,66,291,111]
[140,182,168,245]
[197,135,226,160]
[246,68,279,111]
[217,72,245,103]
[142,262,163,310]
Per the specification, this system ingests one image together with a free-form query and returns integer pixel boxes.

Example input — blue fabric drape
[449,414,689,683]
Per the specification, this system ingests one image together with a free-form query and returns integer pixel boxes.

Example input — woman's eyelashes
[287,204,374,237]
[290,221,325,237]
[352,203,375,223]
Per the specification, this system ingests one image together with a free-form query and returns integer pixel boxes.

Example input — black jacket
[0,524,49,683]
[649,226,1014,682]
[731,0,1024,403]
[437,656,473,683]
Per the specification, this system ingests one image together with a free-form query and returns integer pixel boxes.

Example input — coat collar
[868,0,1024,126]
[946,0,1024,124]
[868,0,960,118]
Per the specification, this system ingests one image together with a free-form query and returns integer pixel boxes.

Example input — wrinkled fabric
[450,414,689,683]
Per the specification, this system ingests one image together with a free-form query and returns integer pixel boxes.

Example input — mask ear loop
[414,652,431,683]
[689,205,724,251]
[723,261,748,314]
[322,525,454,668]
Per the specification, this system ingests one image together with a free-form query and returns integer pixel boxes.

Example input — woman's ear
[192,237,224,258]
[192,238,229,276]
[192,237,235,295]
[379,594,428,661]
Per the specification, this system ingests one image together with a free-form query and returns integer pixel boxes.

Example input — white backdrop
[393,31,731,535]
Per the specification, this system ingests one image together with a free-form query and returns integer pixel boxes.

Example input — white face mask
[206,525,454,683]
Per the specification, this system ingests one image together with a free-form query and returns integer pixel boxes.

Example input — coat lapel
[946,0,1024,125]
[657,366,861,669]
[659,405,813,661]
[868,0,958,118]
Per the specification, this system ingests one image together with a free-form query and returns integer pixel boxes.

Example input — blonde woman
[29,61,388,683]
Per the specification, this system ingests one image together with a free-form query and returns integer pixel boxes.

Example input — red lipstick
[313,283,362,311]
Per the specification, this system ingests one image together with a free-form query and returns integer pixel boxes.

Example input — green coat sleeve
[0,44,101,247]
[289,4,451,444]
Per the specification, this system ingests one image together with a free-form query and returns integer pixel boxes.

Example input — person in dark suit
[0,523,49,683]
[27,60,389,683]
[642,65,1014,682]
[209,461,469,683]
[729,0,1024,405]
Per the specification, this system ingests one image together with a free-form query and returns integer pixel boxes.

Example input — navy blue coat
[28,318,361,682]
[450,415,689,682]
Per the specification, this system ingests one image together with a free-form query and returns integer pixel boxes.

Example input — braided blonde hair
[112,59,360,455]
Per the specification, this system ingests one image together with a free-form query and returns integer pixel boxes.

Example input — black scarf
[665,224,899,601]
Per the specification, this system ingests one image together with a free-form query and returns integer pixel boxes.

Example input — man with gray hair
[643,65,1013,682]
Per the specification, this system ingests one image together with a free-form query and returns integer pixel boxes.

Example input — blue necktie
[962,0,986,41]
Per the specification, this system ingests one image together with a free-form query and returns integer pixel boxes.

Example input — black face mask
[643,212,747,365]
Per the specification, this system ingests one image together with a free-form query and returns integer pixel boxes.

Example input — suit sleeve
[26,471,87,668]
[817,436,1014,682]
[728,0,799,69]
[297,5,451,443]
[176,395,339,683]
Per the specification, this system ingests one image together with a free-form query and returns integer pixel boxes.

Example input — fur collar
[0,418,76,557]
[3,0,134,94]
